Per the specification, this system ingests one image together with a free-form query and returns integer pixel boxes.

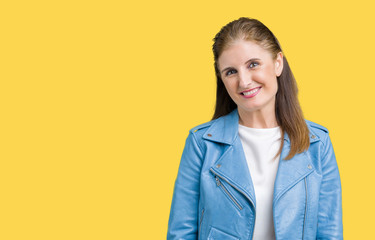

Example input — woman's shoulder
[304,119,330,143]
[188,119,217,138]
[180,119,217,154]
[305,119,329,133]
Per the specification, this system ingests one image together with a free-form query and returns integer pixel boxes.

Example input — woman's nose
[238,70,252,88]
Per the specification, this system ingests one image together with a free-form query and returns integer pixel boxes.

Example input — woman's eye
[226,69,236,76]
[249,62,259,68]
[225,63,258,76]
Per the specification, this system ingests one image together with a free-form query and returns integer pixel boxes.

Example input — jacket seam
[198,208,204,240]
[191,131,205,156]
[320,133,331,157]
[302,177,308,240]
[322,132,329,148]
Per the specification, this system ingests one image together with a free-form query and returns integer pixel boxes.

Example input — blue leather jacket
[167,108,343,240]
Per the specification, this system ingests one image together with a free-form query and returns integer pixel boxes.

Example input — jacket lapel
[210,137,257,206]
[203,108,256,205]
[203,108,319,208]
[273,140,314,205]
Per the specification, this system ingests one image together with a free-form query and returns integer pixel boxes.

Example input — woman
[167,17,343,240]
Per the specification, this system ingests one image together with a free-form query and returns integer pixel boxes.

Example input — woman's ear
[275,52,284,77]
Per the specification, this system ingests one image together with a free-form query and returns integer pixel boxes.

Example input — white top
[238,124,282,240]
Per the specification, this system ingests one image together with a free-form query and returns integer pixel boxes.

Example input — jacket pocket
[215,175,243,210]
[207,226,239,240]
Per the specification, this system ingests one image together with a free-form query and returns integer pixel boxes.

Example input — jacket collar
[202,108,320,145]
[205,108,319,207]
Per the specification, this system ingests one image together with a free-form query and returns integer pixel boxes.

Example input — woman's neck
[238,107,278,129]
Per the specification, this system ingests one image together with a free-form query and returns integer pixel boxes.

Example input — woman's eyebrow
[221,58,261,73]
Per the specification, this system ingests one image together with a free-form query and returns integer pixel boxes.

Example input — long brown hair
[211,17,309,160]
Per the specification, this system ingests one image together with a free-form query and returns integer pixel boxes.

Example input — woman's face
[218,39,283,116]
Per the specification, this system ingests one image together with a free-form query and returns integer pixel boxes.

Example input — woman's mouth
[241,87,261,98]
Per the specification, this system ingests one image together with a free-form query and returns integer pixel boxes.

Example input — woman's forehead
[218,40,272,66]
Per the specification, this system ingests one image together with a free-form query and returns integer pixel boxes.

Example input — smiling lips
[241,87,261,98]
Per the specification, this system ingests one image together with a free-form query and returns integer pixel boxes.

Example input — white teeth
[243,88,260,96]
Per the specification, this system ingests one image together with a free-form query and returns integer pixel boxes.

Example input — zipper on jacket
[210,168,256,240]
[302,177,307,240]
[215,176,243,210]
[198,208,204,240]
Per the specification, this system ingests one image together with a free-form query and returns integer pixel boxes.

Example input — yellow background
[1,0,374,239]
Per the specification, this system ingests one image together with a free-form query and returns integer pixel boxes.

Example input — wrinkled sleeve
[167,131,204,240]
[317,133,343,239]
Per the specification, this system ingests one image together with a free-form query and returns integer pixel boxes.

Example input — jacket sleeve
[167,131,204,240]
[316,133,343,239]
